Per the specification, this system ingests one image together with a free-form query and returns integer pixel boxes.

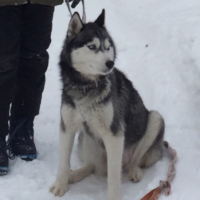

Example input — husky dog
[50,10,165,200]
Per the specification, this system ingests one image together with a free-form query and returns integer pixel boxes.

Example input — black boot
[9,117,37,161]
[0,137,9,175]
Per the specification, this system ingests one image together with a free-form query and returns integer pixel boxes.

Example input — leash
[66,0,86,23]
[140,141,177,200]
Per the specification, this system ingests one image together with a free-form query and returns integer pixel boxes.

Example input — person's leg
[11,4,54,118]
[0,5,21,175]
[9,4,54,160]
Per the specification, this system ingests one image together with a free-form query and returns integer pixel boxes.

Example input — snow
[1,0,200,199]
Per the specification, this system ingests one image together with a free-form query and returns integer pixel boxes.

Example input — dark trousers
[0,4,54,138]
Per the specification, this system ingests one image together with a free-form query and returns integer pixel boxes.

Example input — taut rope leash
[66,0,86,23]
[66,0,72,16]
[140,141,177,200]
[81,0,86,23]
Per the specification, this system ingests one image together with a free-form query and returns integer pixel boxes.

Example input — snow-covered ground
[1,0,200,199]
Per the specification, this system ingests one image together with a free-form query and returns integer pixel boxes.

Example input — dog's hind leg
[140,145,163,168]
[140,127,164,168]
[69,164,95,184]
[128,111,164,182]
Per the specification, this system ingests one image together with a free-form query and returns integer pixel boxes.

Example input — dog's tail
[140,141,177,200]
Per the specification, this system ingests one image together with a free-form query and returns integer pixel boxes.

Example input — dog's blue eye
[106,45,111,51]
[87,45,96,50]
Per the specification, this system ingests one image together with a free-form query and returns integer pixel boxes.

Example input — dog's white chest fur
[72,99,114,138]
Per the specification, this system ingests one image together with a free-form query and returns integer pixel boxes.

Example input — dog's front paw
[49,180,69,197]
[128,166,143,182]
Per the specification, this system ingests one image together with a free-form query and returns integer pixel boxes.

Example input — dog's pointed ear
[67,12,83,39]
[95,9,105,27]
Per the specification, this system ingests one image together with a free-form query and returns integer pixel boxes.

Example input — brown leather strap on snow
[140,141,177,200]
[66,0,86,23]
[140,187,161,200]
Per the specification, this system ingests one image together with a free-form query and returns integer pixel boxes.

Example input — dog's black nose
[106,61,114,69]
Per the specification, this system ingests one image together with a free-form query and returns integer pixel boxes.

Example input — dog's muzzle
[106,60,114,70]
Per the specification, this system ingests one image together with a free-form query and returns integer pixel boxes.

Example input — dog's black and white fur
[50,10,164,200]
